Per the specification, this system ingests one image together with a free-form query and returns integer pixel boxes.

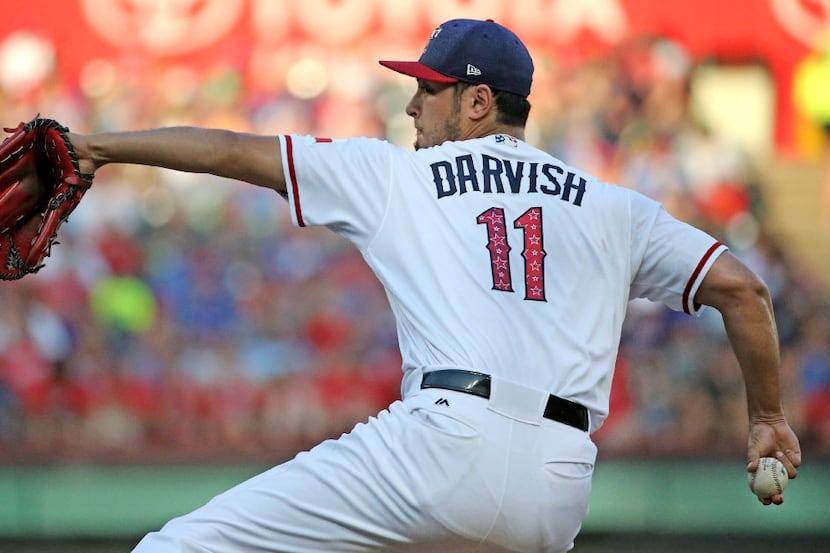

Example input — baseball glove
[0,116,93,280]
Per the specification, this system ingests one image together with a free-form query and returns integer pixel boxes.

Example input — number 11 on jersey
[477,206,547,301]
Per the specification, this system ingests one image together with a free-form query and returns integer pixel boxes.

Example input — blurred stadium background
[1,1,829,551]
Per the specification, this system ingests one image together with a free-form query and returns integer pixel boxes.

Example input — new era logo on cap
[379,18,534,97]
[466,64,481,76]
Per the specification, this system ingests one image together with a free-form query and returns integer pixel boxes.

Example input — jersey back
[280,134,725,430]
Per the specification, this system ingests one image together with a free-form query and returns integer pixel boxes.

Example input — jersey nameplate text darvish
[430,154,588,206]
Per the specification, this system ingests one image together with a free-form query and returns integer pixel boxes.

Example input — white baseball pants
[132,380,596,553]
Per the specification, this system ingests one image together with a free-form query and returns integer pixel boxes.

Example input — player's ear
[467,84,495,121]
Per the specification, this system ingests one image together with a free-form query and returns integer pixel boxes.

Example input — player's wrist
[748,412,787,426]
[67,132,101,175]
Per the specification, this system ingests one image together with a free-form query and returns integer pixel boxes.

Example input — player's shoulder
[287,134,412,165]
[537,154,661,214]
[287,134,399,150]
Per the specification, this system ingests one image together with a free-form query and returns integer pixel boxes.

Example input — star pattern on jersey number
[478,207,513,292]
[477,206,546,300]
[516,207,546,301]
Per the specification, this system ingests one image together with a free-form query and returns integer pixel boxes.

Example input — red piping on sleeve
[284,135,305,227]
[682,241,723,314]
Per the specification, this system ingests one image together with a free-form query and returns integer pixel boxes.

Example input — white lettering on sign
[80,0,245,54]
[286,0,629,46]
[250,0,290,47]
[294,0,375,46]
[80,0,632,55]
[769,0,830,48]
[549,0,627,43]
[377,0,422,38]
[422,0,505,26]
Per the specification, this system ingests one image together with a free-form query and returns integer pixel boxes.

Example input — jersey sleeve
[278,135,394,248]
[628,191,727,316]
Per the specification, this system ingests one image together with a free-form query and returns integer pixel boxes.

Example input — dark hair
[453,82,531,127]
[493,90,531,127]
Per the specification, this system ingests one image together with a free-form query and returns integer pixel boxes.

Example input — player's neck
[496,125,525,141]
[464,121,525,142]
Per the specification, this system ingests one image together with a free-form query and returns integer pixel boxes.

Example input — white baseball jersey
[280,133,726,433]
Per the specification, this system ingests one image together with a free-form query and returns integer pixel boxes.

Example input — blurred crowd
[0,33,829,463]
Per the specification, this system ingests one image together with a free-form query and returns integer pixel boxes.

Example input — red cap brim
[378,60,458,83]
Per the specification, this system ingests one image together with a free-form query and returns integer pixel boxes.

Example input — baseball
[747,457,788,498]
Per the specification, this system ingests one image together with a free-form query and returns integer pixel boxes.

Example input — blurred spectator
[796,309,830,454]
[793,31,830,218]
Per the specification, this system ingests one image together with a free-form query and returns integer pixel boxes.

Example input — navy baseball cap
[379,19,534,97]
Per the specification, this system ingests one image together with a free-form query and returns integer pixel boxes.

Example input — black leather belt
[421,369,589,432]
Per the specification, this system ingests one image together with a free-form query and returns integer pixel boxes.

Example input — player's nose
[405,94,419,118]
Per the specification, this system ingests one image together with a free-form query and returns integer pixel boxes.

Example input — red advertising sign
[1,0,825,149]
